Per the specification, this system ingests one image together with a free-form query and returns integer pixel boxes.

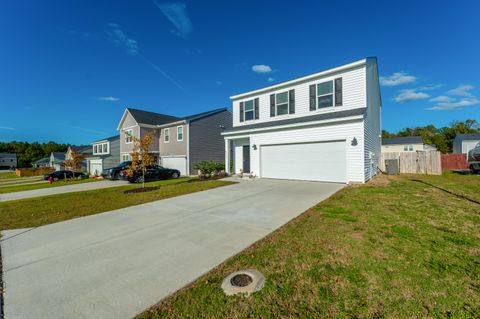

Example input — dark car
[127,165,180,183]
[44,170,86,181]
[104,161,132,180]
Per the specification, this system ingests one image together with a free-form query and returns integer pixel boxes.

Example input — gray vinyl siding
[102,138,121,169]
[188,110,232,175]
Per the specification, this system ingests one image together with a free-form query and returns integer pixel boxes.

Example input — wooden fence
[441,153,468,171]
[379,151,442,175]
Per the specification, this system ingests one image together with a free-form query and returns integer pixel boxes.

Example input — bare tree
[128,130,155,188]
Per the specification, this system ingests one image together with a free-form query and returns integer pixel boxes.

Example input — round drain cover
[230,274,253,287]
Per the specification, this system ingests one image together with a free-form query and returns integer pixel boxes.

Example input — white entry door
[260,140,347,183]
[89,159,103,176]
[162,156,187,176]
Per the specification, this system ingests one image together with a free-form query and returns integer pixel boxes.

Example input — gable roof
[92,135,119,144]
[51,152,66,161]
[34,157,50,164]
[71,145,93,154]
[223,107,366,134]
[382,136,423,145]
[127,108,180,126]
[455,133,480,142]
[180,107,228,121]
[0,153,16,159]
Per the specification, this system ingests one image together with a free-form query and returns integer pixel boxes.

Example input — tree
[63,149,85,179]
[128,130,155,188]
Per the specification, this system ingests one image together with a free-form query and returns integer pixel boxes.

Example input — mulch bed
[198,175,225,181]
[124,186,161,194]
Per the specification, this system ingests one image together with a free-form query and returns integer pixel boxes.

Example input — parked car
[43,170,86,181]
[468,142,480,173]
[104,161,132,180]
[127,165,180,183]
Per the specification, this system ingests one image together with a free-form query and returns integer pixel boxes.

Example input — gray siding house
[85,136,120,175]
[0,153,17,169]
[117,107,232,175]
[453,133,480,154]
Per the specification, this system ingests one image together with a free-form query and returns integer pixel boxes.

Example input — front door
[242,145,250,173]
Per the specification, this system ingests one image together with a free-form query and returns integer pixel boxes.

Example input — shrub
[194,161,225,178]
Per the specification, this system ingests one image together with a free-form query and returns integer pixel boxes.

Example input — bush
[15,167,55,177]
[193,161,225,178]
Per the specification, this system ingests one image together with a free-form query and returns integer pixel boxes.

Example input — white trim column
[225,138,230,175]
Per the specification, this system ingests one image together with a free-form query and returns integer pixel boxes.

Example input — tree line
[0,141,69,167]
[382,119,479,154]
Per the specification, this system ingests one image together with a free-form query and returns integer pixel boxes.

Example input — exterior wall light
[351,137,358,146]
[252,144,257,150]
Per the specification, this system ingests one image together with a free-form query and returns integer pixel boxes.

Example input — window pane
[245,110,254,121]
[103,144,107,152]
[277,103,288,115]
[318,95,333,108]
[409,145,413,151]
[276,92,288,104]
[317,81,333,96]
[404,145,408,151]
[244,100,254,111]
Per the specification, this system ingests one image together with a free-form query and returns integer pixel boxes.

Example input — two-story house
[117,107,232,175]
[84,135,120,175]
[222,57,381,184]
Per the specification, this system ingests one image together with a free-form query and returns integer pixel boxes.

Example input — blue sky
[0,0,479,144]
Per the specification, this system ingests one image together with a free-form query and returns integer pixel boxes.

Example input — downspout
[186,121,190,176]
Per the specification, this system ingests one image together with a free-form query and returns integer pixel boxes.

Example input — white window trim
[275,91,290,117]
[164,128,170,143]
[317,80,334,109]
[93,142,110,155]
[177,126,183,141]
[124,129,133,144]
[243,99,255,121]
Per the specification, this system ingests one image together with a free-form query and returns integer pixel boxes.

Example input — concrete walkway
[0,180,129,202]
[1,179,344,319]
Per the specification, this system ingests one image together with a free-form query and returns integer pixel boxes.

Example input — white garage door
[260,140,347,183]
[162,157,187,176]
[89,159,103,176]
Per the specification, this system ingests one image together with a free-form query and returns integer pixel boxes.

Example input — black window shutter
[288,89,295,114]
[239,102,244,122]
[270,94,275,117]
[254,98,259,119]
[335,77,343,106]
[309,84,316,110]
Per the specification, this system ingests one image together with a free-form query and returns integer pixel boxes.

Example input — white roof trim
[156,120,187,129]
[222,115,364,137]
[116,108,132,131]
[230,58,367,100]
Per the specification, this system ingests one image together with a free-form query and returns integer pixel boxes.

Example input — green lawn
[0,177,99,194]
[138,174,480,319]
[0,172,19,179]
[0,178,236,230]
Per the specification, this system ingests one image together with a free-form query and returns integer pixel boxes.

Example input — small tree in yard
[128,130,155,188]
[63,149,85,181]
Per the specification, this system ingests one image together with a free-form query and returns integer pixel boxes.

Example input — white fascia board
[222,115,364,137]
[230,58,367,101]
[116,108,131,131]
[138,123,160,129]
[155,120,187,129]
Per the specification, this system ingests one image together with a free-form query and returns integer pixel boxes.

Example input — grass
[0,172,19,179]
[0,178,236,230]
[0,177,100,194]
[137,174,480,319]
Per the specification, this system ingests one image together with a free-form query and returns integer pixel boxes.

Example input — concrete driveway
[1,178,344,319]
[0,180,129,202]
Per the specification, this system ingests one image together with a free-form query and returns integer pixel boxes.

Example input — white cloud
[154,1,193,37]
[98,96,120,102]
[252,64,272,74]
[380,71,416,87]
[106,23,138,55]
[426,97,480,111]
[394,89,430,103]
[267,77,275,82]
[447,84,474,97]
[429,95,453,103]
[0,126,14,130]
[418,83,443,91]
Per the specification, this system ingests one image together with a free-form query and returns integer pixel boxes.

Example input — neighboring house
[65,145,93,171]
[33,157,50,168]
[117,107,232,175]
[50,152,66,171]
[85,135,120,176]
[381,136,425,153]
[222,57,381,184]
[453,133,480,154]
[0,153,17,169]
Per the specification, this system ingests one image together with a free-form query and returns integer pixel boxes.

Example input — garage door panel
[260,141,346,183]
[162,157,187,176]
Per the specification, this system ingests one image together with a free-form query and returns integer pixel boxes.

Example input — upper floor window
[309,77,342,110]
[122,154,131,161]
[164,128,170,143]
[177,126,183,141]
[404,145,413,151]
[124,129,133,144]
[93,142,109,155]
[276,92,289,115]
[239,98,259,122]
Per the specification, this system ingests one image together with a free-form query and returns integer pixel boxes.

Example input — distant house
[85,135,120,176]
[66,145,93,171]
[453,133,480,154]
[33,157,50,168]
[381,136,425,153]
[0,153,17,169]
[50,152,66,171]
